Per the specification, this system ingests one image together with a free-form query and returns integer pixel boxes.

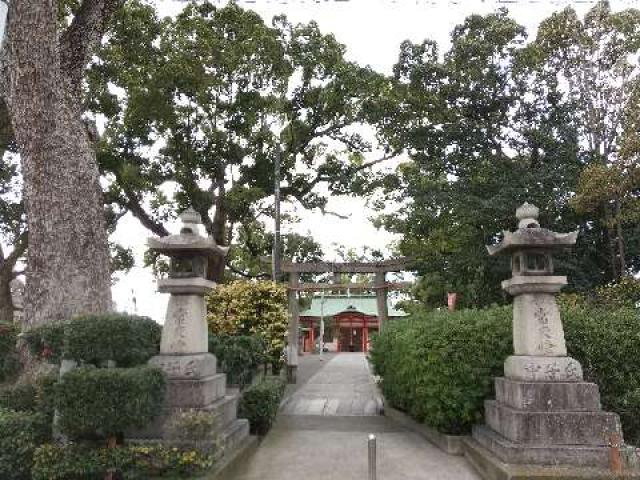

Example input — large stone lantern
[141,208,250,454]
[472,203,625,469]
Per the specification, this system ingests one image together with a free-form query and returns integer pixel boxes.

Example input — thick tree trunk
[614,199,627,276]
[6,0,113,329]
[0,271,14,323]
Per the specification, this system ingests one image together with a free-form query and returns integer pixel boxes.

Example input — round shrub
[64,314,161,366]
[0,408,51,480]
[23,314,161,366]
[207,281,288,367]
[371,304,640,443]
[370,307,511,434]
[55,366,166,439]
[23,322,66,363]
[0,322,20,380]
[238,377,286,435]
[209,335,267,387]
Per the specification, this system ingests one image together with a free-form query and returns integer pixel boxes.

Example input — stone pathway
[280,353,383,416]
[218,353,481,480]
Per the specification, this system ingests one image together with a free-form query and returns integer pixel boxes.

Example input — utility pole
[273,145,282,282]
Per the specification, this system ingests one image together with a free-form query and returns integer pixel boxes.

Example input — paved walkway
[220,353,480,480]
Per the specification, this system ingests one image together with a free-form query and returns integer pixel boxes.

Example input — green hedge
[0,408,51,480]
[32,443,215,480]
[238,377,286,435]
[24,314,161,366]
[370,307,511,435]
[0,376,58,419]
[370,304,640,443]
[209,335,267,387]
[0,322,20,381]
[55,366,166,439]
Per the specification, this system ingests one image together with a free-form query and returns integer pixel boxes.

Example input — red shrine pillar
[363,316,368,352]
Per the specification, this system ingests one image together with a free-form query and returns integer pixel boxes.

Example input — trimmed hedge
[0,408,51,480]
[24,314,161,366]
[0,322,19,381]
[370,307,511,435]
[32,443,215,480]
[55,366,166,439]
[0,375,58,418]
[370,304,640,443]
[209,335,267,387]
[238,377,286,435]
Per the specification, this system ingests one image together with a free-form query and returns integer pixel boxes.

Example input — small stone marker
[473,203,626,469]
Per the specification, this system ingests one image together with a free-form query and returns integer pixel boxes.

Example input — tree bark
[6,0,116,329]
[614,198,627,276]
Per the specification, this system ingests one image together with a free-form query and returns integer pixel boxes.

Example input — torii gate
[282,257,413,383]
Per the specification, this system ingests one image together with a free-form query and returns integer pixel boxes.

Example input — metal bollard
[368,434,377,480]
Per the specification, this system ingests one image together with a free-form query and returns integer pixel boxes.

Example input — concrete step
[495,378,601,412]
[485,400,622,446]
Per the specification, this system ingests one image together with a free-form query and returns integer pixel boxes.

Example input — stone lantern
[141,208,250,453]
[471,203,625,469]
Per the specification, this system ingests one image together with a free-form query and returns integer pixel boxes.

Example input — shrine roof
[299,295,407,318]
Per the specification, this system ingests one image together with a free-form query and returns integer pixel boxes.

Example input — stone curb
[383,404,466,456]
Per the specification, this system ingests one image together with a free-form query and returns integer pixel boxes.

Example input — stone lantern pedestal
[471,203,626,469]
[134,209,250,462]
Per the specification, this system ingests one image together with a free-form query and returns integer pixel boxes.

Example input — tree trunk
[6,0,114,329]
[614,198,627,276]
[0,270,14,323]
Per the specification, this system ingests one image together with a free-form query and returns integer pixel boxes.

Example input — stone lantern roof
[147,208,228,259]
[486,202,577,257]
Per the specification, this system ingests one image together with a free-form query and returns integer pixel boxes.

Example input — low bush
[207,281,288,368]
[32,442,215,480]
[238,377,286,435]
[370,307,511,434]
[0,322,20,380]
[0,407,51,480]
[24,314,161,366]
[23,322,66,363]
[0,375,58,419]
[209,335,267,386]
[370,304,640,443]
[64,314,161,366]
[55,366,166,440]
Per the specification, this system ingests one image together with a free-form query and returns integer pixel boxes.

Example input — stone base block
[217,418,251,460]
[149,353,217,379]
[495,377,601,411]
[485,400,621,446]
[205,395,239,429]
[504,356,583,382]
[165,373,227,408]
[472,425,613,468]
[464,434,640,478]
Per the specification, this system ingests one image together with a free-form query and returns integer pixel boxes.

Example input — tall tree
[89,2,386,281]
[373,10,583,308]
[531,1,640,278]
[4,0,118,328]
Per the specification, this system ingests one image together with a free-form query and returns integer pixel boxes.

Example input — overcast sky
[111,0,633,321]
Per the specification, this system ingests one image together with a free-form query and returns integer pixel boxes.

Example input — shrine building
[298,294,407,353]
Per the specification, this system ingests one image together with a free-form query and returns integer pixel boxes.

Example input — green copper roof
[299,295,407,318]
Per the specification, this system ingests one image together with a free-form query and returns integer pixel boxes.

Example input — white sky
[111,0,633,321]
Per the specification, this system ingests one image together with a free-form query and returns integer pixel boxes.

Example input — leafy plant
[32,442,215,480]
[209,334,267,387]
[0,408,51,480]
[23,314,161,366]
[207,281,288,367]
[0,321,20,380]
[371,303,640,443]
[64,314,161,367]
[55,366,166,440]
[238,377,286,435]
